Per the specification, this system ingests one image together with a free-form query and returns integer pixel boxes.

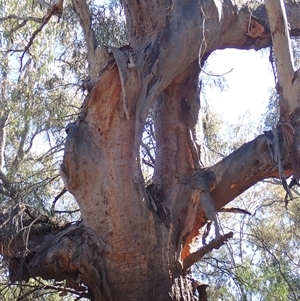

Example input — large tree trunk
[3,0,300,300]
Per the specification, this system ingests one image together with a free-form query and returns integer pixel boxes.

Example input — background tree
[1,0,300,300]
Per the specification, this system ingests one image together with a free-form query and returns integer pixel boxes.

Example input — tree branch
[265,0,300,187]
[180,128,294,260]
[210,130,292,210]
[120,0,166,46]
[72,0,97,78]
[50,187,67,212]
[265,0,300,115]
[183,232,233,270]
[0,115,9,171]
[54,209,80,214]
[219,207,251,215]
[8,223,110,300]
[0,15,42,23]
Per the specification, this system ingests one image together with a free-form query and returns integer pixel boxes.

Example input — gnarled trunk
[3,0,300,300]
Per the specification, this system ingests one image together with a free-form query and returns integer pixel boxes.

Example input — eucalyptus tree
[1,0,300,301]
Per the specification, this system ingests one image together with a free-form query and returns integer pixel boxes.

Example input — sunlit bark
[3,0,300,300]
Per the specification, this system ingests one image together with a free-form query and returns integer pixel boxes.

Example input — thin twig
[51,187,67,212]
[19,0,64,69]
[19,14,52,70]
[201,68,234,77]
[54,209,80,214]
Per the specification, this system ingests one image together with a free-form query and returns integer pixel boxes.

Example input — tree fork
[3,0,300,300]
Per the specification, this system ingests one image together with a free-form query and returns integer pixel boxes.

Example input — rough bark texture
[3,0,300,301]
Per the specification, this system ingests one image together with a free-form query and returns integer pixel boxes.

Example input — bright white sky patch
[203,49,275,124]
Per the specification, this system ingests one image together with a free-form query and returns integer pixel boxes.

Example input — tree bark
[3,0,300,300]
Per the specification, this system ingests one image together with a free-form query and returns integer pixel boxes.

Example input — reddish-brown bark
[3,0,300,301]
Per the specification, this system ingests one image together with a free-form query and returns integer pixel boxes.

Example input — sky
[202,48,275,124]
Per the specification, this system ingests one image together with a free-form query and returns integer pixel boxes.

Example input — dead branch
[183,231,233,270]
[191,280,209,301]
[13,280,92,301]
[0,202,64,258]
[9,223,110,300]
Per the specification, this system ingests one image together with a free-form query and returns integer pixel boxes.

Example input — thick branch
[120,0,167,46]
[72,0,97,78]
[265,0,300,185]
[265,0,294,82]
[180,129,294,259]
[0,15,42,23]
[183,232,233,270]
[210,131,291,210]
[265,0,300,115]
[8,222,109,300]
